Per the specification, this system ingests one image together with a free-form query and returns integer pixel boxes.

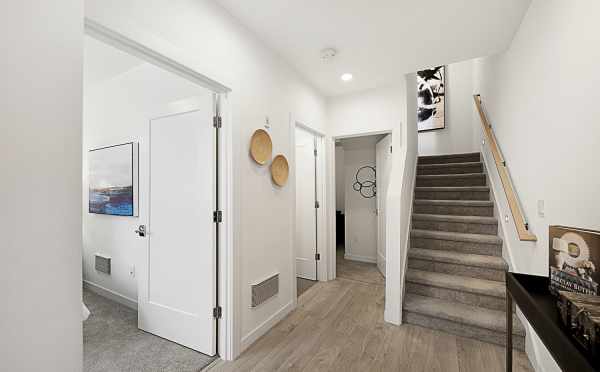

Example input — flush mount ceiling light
[341,73,353,82]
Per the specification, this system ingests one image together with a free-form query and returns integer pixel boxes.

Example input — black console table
[506,272,599,371]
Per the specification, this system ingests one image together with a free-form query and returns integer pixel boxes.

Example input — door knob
[135,225,146,237]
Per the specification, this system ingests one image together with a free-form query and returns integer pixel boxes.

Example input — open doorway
[82,31,225,371]
[334,134,392,285]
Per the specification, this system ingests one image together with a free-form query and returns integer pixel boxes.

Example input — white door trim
[328,130,393,283]
[84,20,238,361]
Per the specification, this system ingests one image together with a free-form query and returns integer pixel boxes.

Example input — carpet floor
[83,288,215,372]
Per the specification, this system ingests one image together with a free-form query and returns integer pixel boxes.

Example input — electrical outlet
[129,265,135,278]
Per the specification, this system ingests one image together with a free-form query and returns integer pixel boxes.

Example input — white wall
[0,1,83,371]
[342,137,379,263]
[418,60,478,156]
[85,0,327,357]
[83,57,204,305]
[335,145,345,211]
[385,74,419,324]
[472,1,600,370]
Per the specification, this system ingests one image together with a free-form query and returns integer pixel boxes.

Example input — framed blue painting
[88,142,139,216]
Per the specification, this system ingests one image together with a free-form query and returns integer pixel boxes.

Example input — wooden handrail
[473,94,537,242]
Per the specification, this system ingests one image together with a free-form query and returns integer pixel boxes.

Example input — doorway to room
[334,133,392,285]
[82,25,229,371]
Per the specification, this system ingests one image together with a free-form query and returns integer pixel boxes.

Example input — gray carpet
[83,288,215,372]
[297,277,316,297]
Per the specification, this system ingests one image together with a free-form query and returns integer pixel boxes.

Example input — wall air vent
[251,273,279,308]
[94,254,111,275]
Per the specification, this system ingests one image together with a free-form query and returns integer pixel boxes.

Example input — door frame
[327,130,392,281]
[84,19,238,360]
[290,119,328,300]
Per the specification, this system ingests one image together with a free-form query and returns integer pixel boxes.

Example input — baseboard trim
[240,300,294,352]
[344,253,377,264]
[83,280,138,310]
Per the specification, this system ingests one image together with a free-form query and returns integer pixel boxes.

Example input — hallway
[210,277,533,372]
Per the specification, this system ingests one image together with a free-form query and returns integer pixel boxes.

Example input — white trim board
[84,18,230,94]
[83,280,138,310]
[344,254,377,264]
[239,301,294,352]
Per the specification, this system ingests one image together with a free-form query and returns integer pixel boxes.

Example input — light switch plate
[537,200,545,218]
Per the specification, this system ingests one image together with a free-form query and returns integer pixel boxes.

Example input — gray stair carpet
[403,152,525,350]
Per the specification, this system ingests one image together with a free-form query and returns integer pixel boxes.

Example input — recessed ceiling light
[341,73,353,82]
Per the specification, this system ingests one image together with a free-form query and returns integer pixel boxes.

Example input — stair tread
[412,213,498,225]
[418,161,483,169]
[414,199,493,206]
[419,152,481,160]
[417,173,485,179]
[406,269,505,298]
[403,294,524,335]
[411,229,502,244]
[415,186,490,191]
[408,247,507,270]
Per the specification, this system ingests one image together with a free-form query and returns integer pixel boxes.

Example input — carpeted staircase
[403,152,526,350]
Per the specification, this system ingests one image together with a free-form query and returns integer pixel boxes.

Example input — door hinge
[213,115,222,128]
[213,210,223,223]
[314,148,317,157]
[213,306,222,319]
[315,253,321,261]
[315,200,320,209]
[390,145,393,154]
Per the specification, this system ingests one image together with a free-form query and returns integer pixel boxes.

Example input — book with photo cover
[549,226,600,296]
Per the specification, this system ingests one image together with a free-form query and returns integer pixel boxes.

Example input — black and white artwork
[352,166,376,199]
[417,66,445,132]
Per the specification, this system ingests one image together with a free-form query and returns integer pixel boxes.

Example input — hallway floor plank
[210,277,533,372]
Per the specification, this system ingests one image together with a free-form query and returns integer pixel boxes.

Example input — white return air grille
[251,273,279,308]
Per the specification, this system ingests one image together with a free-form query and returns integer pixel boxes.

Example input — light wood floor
[210,275,533,372]
[336,247,385,286]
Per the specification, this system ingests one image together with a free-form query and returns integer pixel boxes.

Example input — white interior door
[376,134,392,277]
[295,126,317,280]
[138,100,216,356]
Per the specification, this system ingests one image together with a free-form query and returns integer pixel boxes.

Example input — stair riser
[408,259,505,281]
[405,283,506,311]
[411,236,502,256]
[412,219,498,235]
[413,204,494,217]
[418,154,481,165]
[402,311,525,351]
[417,176,486,187]
[415,190,490,201]
[417,164,483,175]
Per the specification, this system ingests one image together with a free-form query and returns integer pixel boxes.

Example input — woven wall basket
[271,154,289,187]
[250,129,272,165]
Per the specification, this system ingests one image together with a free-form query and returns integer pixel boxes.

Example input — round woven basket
[271,154,289,187]
[249,129,272,165]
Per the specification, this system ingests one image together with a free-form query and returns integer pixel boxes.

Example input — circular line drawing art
[353,166,376,198]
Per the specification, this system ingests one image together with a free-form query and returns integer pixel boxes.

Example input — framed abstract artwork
[417,65,445,132]
[88,142,139,216]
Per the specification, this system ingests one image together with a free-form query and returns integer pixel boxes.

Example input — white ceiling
[84,36,144,88]
[214,0,531,96]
